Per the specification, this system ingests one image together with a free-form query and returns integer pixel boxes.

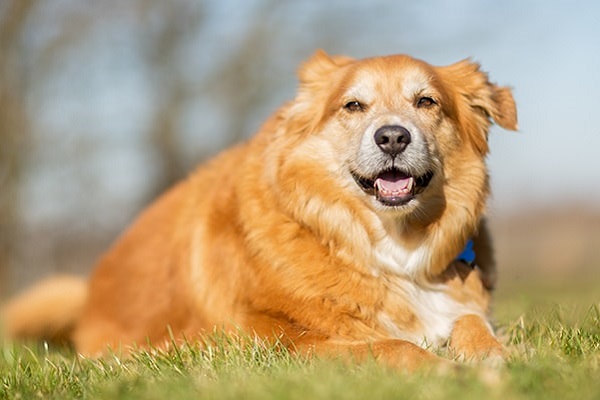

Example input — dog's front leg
[295,337,454,372]
[448,314,504,362]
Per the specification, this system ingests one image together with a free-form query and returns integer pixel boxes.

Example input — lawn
[1,280,599,400]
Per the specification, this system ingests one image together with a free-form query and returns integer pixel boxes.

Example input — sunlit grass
[2,283,599,400]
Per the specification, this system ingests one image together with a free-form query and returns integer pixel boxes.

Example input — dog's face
[334,56,448,212]
[279,51,517,221]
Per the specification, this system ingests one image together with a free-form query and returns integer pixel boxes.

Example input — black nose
[374,125,412,156]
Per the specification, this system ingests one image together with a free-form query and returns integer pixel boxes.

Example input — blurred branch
[203,0,282,144]
[141,2,206,197]
[0,0,37,297]
[0,1,103,294]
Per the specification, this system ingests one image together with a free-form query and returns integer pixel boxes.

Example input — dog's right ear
[298,50,354,86]
[285,51,354,136]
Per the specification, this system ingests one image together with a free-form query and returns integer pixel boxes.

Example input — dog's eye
[344,101,366,112]
[417,97,436,108]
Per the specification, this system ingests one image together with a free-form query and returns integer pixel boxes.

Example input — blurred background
[1,0,599,299]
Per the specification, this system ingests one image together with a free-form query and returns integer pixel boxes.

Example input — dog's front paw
[449,314,505,365]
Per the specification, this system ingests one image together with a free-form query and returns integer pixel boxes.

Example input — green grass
[2,284,599,400]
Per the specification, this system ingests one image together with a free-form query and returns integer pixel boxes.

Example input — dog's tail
[1,276,87,344]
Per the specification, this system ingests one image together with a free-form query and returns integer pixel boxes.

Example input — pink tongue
[375,171,412,193]
[376,177,411,192]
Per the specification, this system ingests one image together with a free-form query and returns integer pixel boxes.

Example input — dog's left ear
[438,60,518,153]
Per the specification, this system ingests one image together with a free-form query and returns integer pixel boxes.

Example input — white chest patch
[416,286,486,347]
[378,284,488,348]
[372,231,491,348]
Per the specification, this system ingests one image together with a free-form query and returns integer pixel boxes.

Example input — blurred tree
[0,1,111,294]
[140,0,283,198]
[0,0,37,297]
[203,2,279,150]
[140,1,206,197]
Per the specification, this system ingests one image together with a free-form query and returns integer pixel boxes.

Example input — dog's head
[278,50,517,220]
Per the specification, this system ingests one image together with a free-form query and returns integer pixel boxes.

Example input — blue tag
[456,239,476,265]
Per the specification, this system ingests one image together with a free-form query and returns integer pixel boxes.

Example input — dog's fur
[2,51,517,370]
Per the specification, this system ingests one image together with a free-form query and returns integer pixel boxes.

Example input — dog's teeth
[406,177,414,192]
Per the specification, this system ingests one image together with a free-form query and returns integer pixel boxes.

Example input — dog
[2,50,517,371]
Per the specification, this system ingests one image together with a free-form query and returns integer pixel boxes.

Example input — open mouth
[351,168,434,207]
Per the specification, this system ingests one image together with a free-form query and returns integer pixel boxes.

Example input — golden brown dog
[2,50,517,371]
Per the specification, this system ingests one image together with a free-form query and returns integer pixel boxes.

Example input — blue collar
[456,239,476,265]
